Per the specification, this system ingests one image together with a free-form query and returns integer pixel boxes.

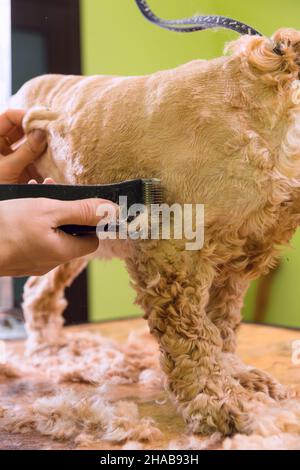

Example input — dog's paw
[221,353,288,401]
[234,367,288,401]
[182,394,252,436]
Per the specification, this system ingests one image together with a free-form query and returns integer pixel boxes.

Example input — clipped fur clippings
[0,389,162,446]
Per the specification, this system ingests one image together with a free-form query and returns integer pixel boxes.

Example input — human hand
[28,177,55,185]
[0,197,117,276]
[0,109,47,184]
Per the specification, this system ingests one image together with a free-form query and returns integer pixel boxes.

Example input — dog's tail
[135,0,262,37]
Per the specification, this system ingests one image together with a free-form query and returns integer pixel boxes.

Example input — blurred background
[1,0,300,334]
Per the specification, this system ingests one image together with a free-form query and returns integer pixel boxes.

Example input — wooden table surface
[1,318,300,450]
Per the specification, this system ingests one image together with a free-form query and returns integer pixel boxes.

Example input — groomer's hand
[0,109,47,183]
[0,197,117,276]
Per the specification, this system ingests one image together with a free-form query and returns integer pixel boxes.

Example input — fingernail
[31,129,47,144]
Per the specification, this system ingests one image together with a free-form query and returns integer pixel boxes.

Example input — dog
[10,25,300,435]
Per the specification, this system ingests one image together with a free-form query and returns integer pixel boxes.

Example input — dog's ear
[227,28,300,85]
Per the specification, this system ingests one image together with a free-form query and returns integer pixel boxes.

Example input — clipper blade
[0,178,164,235]
[143,178,164,205]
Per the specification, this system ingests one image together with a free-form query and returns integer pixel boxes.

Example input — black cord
[135,0,263,37]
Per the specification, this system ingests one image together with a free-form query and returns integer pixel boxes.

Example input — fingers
[44,177,55,184]
[20,162,42,183]
[53,198,118,227]
[6,126,24,147]
[0,136,11,155]
[29,177,55,184]
[0,109,24,137]
[0,109,26,156]
[8,129,47,170]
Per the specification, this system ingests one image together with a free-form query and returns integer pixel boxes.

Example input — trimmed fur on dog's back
[12,29,300,238]
[11,28,300,435]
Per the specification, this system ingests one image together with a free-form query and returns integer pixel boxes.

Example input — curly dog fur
[11,29,300,435]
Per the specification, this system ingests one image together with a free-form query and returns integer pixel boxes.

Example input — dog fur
[11,28,300,435]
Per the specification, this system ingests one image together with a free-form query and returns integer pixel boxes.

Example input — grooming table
[0,319,300,450]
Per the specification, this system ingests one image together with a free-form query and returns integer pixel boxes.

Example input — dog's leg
[207,272,287,400]
[22,258,88,352]
[207,273,249,353]
[126,239,253,435]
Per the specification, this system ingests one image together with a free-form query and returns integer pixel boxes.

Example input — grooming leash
[135,0,263,37]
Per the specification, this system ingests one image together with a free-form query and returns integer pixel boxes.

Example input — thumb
[10,130,47,169]
[53,198,119,227]
[54,231,100,261]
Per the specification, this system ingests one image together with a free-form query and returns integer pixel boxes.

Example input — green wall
[81,0,300,326]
